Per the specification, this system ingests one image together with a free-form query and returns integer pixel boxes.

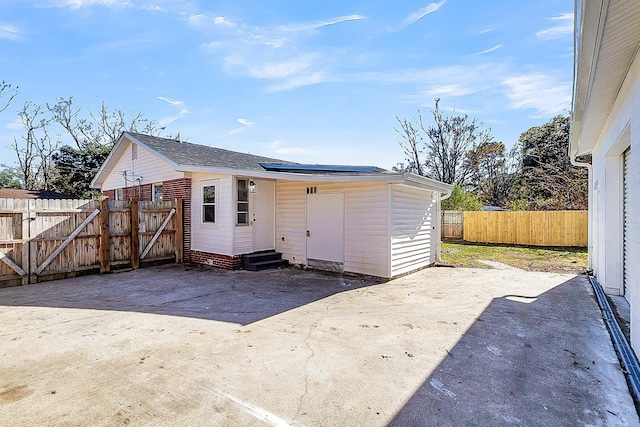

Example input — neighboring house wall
[102,140,183,191]
[276,181,411,278]
[589,49,640,348]
[390,185,437,277]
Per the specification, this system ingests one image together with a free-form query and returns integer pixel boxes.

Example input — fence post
[21,211,30,285]
[100,197,110,273]
[130,197,139,270]
[175,198,183,264]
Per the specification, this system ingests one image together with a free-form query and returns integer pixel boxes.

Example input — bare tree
[395,99,493,185]
[12,102,58,190]
[48,97,162,151]
[394,117,424,176]
[0,81,18,113]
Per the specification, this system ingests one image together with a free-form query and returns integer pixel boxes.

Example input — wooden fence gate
[442,210,464,240]
[0,197,182,288]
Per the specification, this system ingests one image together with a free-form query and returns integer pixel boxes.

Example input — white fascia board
[402,173,453,193]
[91,132,128,189]
[571,0,607,157]
[176,164,410,183]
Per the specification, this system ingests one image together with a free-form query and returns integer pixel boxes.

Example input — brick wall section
[162,178,192,262]
[191,250,243,270]
[102,184,152,201]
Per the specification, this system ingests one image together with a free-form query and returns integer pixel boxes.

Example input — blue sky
[0,0,573,170]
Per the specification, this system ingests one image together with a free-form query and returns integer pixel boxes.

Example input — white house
[91,132,452,279]
[571,1,640,347]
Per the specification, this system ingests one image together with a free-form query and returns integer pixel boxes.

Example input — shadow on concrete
[0,263,385,326]
[389,275,638,426]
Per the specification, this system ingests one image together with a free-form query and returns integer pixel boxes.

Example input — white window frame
[236,178,249,225]
[152,183,163,202]
[201,180,218,224]
[114,188,123,201]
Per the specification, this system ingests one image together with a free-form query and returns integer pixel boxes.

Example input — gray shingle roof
[128,132,297,171]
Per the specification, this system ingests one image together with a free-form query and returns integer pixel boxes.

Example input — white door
[306,193,344,262]
[251,180,275,252]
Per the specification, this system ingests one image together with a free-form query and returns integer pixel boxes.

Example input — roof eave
[571,0,607,157]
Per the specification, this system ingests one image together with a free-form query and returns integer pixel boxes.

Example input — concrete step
[243,258,289,271]
[242,251,289,271]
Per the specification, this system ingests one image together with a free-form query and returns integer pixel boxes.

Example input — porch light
[249,180,257,193]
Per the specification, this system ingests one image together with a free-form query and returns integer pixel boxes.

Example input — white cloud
[237,118,254,126]
[0,24,22,41]
[158,96,183,106]
[395,1,446,30]
[249,57,312,79]
[47,0,132,9]
[503,73,571,116]
[267,140,314,155]
[536,13,573,40]
[279,15,363,32]
[6,118,23,130]
[427,84,479,97]
[157,96,188,128]
[266,72,325,92]
[222,127,246,136]
[474,44,503,55]
[214,16,235,28]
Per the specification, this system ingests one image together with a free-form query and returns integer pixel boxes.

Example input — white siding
[102,140,183,191]
[275,181,390,277]
[190,173,234,256]
[589,48,640,350]
[234,226,253,255]
[390,184,437,277]
[275,181,308,266]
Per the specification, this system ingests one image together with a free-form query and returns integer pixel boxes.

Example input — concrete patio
[0,264,637,426]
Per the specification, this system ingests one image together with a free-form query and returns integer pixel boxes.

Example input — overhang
[571,0,640,157]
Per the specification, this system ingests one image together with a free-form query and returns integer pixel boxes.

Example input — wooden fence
[0,197,182,288]
[461,210,588,247]
[442,210,464,239]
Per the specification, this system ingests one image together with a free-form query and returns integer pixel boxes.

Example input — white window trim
[152,182,163,202]
[236,177,250,226]
[201,179,219,226]
[114,188,123,201]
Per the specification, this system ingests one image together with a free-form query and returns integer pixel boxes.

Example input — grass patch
[441,242,588,274]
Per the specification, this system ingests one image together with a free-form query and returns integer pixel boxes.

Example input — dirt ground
[0,264,636,426]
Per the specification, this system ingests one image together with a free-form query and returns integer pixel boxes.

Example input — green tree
[465,141,519,207]
[515,115,587,210]
[441,184,482,211]
[0,167,21,188]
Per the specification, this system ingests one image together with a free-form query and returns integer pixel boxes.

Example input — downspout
[569,149,593,271]
[435,187,453,263]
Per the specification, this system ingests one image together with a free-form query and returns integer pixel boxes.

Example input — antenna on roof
[175,132,181,143]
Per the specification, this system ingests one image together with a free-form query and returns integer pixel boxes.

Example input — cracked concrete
[0,264,638,426]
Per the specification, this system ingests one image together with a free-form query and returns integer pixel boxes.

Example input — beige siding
[102,140,183,191]
[191,173,233,255]
[275,181,389,277]
[390,185,437,277]
[234,226,252,254]
[275,181,307,265]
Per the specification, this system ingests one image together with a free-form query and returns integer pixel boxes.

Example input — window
[114,188,123,201]
[202,184,216,223]
[237,178,249,225]
[152,183,163,202]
